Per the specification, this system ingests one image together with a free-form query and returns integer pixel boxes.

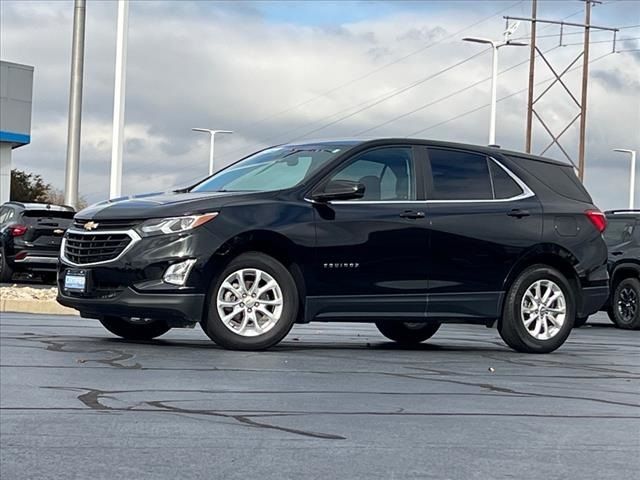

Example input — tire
[573,316,589,328]
[0,248,14,283]
[375,321,440,345]
[99,315,171,340]
[498,265,575,353]
[201,252,299,350]
[608,277,640,330]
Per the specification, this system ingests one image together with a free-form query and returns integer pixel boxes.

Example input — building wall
[0,61,33,144]
[0,60,34,203]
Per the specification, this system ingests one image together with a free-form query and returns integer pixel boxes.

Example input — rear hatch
[22,210,75,250]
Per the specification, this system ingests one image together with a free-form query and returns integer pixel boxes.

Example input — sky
[1,0,639,209]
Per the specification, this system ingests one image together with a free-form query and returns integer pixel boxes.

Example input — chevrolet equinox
[57,139,609,353]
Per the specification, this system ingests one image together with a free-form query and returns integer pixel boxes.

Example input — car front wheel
[375,321,440,345]
[99,315,171,340]
[201,252,299,350]
[608,277,640,330]
[499,265,574,353]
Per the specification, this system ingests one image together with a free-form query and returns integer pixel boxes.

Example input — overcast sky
[1,0,638,209]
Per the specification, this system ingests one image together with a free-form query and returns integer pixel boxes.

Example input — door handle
[507,209,530,218]
[611,251,623,256]
[399,210,425,219]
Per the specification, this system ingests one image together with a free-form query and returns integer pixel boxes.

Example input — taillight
[9,225,28,237]
[585,210,607,233]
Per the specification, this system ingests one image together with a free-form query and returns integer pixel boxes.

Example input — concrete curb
[0,299,78,316]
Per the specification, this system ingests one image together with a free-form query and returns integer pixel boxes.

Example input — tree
[9,168,89,209]
[10,169,51,202]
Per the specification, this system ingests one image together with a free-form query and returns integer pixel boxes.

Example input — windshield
[604,217,636,246]
[191,144,350,193]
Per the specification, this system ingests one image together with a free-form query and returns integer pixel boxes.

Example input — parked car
[0,202,75,283]
[576,210,639,329]
[57,139,609,353]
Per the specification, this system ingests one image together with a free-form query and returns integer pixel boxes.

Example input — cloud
[1,0,639,211]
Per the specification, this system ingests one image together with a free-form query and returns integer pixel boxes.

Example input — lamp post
[192,128,233,175]
[463,24,527,146]
[613,148,637,209]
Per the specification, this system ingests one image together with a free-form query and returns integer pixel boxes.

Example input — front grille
[73,218,140,230]
[64,232,131,264]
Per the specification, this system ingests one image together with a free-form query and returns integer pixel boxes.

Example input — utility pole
[525,0,537,153]
[508,0,618,180]
[110,0,129,199]
[577,1,592,180]
[64,0,86,209]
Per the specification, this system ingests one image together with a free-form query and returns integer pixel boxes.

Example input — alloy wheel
[520,279,567,341]
[216,268,284,337]
[617,286,638,323]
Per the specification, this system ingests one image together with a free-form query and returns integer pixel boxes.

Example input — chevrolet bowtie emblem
[53,229,64,235]
[84,221,99,231]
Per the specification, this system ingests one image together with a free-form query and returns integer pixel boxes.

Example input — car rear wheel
[499,265,574,353]
[608,277,640,330]
[99,315,171,340]
[201,252,298,350]
[375,321,441,345]
[0,248,14,283]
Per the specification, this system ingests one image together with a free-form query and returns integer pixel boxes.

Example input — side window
[0,208,7,224]
[489,159,523,199]
[428,148,492,200]
[0,207,14,224]
[328,147,415,201]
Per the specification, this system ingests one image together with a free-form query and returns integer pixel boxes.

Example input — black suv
[57,139,609,353]
[599,210,639,329]
[1,202,75,282]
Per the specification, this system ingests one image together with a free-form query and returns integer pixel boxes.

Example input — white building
[0,60,34,204]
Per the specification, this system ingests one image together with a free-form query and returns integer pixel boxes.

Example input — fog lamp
[163,259,197,286]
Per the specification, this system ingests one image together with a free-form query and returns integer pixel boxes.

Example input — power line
[355,45,561,136]
[232,0,526,132]
[407,51,614,140]
[285,50,489,143]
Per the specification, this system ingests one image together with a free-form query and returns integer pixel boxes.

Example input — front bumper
[57,287,205,326]
[56,225,224,326]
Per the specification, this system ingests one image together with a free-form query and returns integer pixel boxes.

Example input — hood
[76,190,269,220]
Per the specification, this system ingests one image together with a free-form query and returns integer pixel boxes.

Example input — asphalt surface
[1,312,638,480]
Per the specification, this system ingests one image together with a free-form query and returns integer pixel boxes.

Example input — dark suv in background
[1,202,75,282]
[599,210,639,329]
[57,139,609,353]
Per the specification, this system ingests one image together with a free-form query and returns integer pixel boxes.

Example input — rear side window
[507,155,591,203]
[489,160,523,199]
[428,149,493,200]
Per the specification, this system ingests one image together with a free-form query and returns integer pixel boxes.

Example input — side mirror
[311,180,365,202]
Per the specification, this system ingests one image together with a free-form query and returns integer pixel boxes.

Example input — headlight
[138,212,218,236]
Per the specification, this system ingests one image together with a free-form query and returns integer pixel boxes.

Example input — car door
[308,145,430,320]
[423,146,543,320]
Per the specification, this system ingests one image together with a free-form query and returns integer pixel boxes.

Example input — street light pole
[110,0,129,199]
[64,0,86,209]
[192,129,233,175]
[613,149,637,209]
[463,23,527,146]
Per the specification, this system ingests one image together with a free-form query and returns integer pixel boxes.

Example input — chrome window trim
[60,228,141,267]
[306,156,535,205]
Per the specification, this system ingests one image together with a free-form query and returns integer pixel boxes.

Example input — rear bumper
[579,285,610,317]
[11,250,59,271]
[57,288,205,326]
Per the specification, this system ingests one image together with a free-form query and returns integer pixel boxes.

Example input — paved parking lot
[1,311,638,479]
